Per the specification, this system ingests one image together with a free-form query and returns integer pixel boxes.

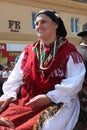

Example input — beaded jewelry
[32,37,66,75]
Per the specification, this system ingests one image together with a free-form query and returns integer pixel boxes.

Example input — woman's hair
[36,10,67,37]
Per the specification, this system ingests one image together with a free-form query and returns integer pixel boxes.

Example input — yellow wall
[0,1,39,42]
[0,0,87,45]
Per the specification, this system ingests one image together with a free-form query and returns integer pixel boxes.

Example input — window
[32,12,36,29]
[71,18,79,33]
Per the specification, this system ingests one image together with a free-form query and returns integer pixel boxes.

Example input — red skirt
[0,96,47,130]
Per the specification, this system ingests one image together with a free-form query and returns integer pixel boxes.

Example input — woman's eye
[41,21,47,24]
[35,21,47,26]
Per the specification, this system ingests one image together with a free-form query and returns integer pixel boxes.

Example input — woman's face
[35,14,58,43]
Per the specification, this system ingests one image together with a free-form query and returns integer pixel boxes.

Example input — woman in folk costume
[0,10,86,130]
[76,23,87,130]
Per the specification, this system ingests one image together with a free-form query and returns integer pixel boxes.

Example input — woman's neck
[40,36,57,46]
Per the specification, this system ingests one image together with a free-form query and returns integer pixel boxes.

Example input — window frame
[32,12,36,30]
[71,17,79,34]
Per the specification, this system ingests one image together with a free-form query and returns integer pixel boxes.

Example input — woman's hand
[0,117,15,129]
[25,94,51,108]
[0,97,13,112]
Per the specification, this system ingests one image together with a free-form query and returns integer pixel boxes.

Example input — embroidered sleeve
[46,55,86,107]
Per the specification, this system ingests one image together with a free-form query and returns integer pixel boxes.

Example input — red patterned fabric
[20,40,82,99]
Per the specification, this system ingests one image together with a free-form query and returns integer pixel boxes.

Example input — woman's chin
[38,35,45,40]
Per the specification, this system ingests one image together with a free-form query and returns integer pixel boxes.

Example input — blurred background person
[76,22,87,130]
[2,66,11,83]
[0,65,4,96]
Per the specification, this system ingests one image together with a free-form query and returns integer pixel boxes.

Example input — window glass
[32,12,36,29]
[71,18,79,33]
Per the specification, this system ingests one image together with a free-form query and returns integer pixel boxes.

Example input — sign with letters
[8,20,21,32]
[0,43,21,62]
[0,44,6,50]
